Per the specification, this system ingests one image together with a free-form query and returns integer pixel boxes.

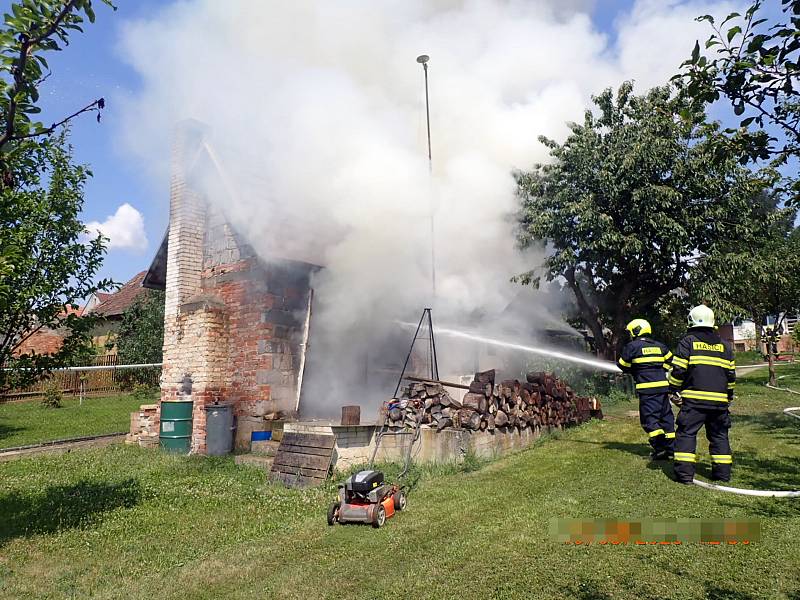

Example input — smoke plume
[117,0,738,416]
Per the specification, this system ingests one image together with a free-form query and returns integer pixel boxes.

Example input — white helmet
[688,304,715,328]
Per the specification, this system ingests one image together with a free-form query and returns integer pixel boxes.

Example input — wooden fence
[1,356,162,402]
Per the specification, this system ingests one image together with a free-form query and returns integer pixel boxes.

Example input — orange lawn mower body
[327,470,406,528]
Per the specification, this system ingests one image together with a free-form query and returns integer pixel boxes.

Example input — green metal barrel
[160,400,193,454]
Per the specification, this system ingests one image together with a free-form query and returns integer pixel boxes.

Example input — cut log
[462,393,485,412]
[526,371,544,384]
[486,414,495,431]
[474,369,495,386]
[425,383,443,397]
[495,410,508,427]
[466,412,482,430]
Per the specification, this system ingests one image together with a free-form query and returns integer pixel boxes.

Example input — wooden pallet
[269,432,335,488]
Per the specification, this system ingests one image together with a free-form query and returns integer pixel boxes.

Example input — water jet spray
[398,322,621,373]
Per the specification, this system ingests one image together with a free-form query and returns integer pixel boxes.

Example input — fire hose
[690,385,800,497]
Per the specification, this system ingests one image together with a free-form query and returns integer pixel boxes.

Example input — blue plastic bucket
[251,430,272,441]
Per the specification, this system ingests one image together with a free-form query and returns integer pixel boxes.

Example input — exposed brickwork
[159,122,316,454]
[14,328,65,356]
[126,404,159,448]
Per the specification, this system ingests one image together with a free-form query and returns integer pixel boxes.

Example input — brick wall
[159,121,316,453]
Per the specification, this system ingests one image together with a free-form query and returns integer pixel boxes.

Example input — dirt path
[0,433,126,462]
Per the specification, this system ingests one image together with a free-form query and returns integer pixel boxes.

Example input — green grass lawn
[1,368,799,599]
[0,393,153,450]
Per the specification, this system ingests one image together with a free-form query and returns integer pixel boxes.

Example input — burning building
[143,123,318,452]
[138,121,591,456]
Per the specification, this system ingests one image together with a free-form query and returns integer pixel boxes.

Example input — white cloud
[85,203,148,252]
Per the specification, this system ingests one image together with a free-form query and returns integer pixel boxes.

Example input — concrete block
[256,369,284,385]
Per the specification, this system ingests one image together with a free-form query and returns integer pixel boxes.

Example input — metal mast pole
[417,54,435,298]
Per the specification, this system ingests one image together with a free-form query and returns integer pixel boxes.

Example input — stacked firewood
[385,369,602,432]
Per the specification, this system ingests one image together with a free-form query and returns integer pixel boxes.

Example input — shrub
[41,381,63,409]
[132,383,159,403]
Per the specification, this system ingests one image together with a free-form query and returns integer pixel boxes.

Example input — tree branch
[565,266,606,356]
[0,0,82,150]
[13,98,104,141]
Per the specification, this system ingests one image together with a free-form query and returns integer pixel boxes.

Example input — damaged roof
[91,271,149,317]
[143,228,169,291]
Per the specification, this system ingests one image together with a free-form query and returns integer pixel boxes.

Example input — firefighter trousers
[638,392,675,454]
[674,404,732,483]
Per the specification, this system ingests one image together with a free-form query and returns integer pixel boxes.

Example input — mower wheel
[327,501,340,526]
[393,490,407,511]
[372,504,386,528]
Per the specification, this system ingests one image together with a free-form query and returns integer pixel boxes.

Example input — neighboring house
[14,327,68,356]
[723,315,798,353]
[88,271,150,354]
[12,304,88,357]
[10,277,150,358]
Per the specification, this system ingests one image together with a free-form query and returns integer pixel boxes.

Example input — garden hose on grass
[691,385,800,497]
[692,478,800,497]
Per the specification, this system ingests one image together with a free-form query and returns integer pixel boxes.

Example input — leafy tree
[0,0,115,390]
[647,292,693,349]
[677,0,800,201]
[117,291,165,366]
[0,133,111,390]
[116,291,165,389]
[516,82,770,359]
[693,192,800,385]
[0,0,113,177]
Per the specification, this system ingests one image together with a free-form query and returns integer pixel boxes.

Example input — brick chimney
[160,120,226,453]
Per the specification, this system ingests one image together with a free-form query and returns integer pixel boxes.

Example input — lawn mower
[327,470,407,528]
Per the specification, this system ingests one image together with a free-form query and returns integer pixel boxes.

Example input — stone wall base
[283,422,553,472]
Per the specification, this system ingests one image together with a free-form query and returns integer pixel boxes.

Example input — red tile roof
[61,304,86,317]
[91,271,148,318]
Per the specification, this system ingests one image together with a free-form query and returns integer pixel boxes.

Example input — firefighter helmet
[626,318,652,338]
[688,304,715,328]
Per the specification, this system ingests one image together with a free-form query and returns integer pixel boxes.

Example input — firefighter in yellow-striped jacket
[618,319,675,460]
[667,305,735,484]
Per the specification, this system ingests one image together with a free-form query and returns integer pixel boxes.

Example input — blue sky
[2,0,171,285]
[6,0,772,289]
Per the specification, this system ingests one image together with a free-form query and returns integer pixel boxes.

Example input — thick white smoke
[116,0,739,415]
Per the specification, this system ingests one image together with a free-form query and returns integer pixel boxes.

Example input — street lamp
[417,54,435,298]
